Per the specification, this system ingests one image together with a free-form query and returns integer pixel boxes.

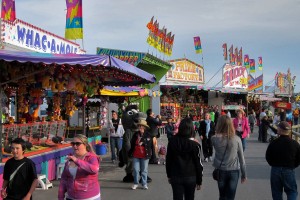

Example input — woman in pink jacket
[233,109,250,151]
[58,134,100,200]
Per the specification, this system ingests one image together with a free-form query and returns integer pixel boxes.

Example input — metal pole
[83,105,86,136]
[0,87,3,162]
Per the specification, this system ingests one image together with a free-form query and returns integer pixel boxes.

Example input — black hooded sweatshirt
[166,136,203,185]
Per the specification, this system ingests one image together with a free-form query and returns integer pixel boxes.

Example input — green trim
[129,96,150,112]
[140,54,172,69]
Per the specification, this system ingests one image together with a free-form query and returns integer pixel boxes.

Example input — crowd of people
[1,106,300,200]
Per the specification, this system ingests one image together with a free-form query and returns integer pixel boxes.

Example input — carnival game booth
[0,50,156,183]
[220,89,248,118]
[97,48,172,113]
[160,85,208,121]
[159,58,206,121]
[89,86,158,143]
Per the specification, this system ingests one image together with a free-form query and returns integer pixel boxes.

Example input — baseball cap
[277,121,291,131]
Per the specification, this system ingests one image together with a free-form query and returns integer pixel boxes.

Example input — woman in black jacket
[166,117,203,200]
[261,116,270,143]
[129,119,152,190]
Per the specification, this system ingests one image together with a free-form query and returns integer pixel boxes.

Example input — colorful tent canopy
[0,50,156,86]
[100,86,162,97]
[101,86,140,96]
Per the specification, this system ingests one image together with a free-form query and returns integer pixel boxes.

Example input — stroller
[157,142,167,165]
[268,124,278,143]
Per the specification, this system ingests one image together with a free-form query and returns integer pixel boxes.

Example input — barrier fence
[292,124,300,143]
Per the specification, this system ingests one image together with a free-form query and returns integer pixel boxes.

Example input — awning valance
[0,50,156,86]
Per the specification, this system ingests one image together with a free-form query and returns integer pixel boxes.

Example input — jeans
[270,167,298,200]
[202,137,213,159]
[236,131,246,151]
[150,136,158,163]
[258,124,262,141]
[170,176,196,200]
[250,123,254,133]
[218,170,239,200]
[110,137,121,160]
[294,117,298,125]
[132,157,149,186]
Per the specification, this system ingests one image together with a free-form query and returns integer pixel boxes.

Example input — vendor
[22,111,33,123]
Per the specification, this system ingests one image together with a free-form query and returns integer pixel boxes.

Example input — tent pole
[83,105,86,137]
[0,86,3,162]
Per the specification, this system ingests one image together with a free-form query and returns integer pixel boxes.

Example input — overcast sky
[16,0,300,92]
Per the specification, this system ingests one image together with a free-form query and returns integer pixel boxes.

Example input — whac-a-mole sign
[1,19,85,54]
[222,64,248,89]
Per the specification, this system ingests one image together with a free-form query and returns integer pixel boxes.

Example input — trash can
[95,143,107,155]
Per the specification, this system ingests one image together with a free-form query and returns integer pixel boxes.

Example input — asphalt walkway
[33,128,300,200]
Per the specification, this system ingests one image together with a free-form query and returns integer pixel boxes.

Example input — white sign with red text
[222,64,248,89]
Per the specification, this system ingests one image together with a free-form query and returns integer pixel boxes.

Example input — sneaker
[142,185,148,190]
[204,158,208,162]
[209,157,213,162]
[131,184,138,190]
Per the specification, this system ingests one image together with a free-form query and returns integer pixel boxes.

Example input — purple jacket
[58,152,100,200]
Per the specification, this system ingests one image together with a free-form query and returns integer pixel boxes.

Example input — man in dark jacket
[146,109,162,164]
[198,112,215,162]
[266,121,300,200]
[165,117,175,141]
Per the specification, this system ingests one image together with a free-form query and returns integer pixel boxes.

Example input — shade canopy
[0,50,156,86]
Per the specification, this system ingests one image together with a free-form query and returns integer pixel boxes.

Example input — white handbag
[116,119,125,137]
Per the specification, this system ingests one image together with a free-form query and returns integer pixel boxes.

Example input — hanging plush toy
[65,93,77,116]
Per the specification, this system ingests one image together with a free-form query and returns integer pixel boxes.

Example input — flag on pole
[244,54,249,68]
[250,59,255,73]
[238,47,243,66]
[168,34,175,56]
[65,0,83,40]
[146,16,154,30]
[222,43,227,61]
[193,36,202,54]
[258,57,263,70]
[1,0,16,22]
[228,45,234,64]
[234,47,238,65]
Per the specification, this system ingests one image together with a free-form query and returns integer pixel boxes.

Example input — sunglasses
[71,142,83,146]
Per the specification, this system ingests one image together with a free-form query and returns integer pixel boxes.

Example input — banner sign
[275,72,291,95]
[96,48,146,66]
[223,64,248,89]
[1,19,85,54]
[166,59,204,84]
[248,74,263,91]
[222,105,245,110]
[274,102,291,109]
